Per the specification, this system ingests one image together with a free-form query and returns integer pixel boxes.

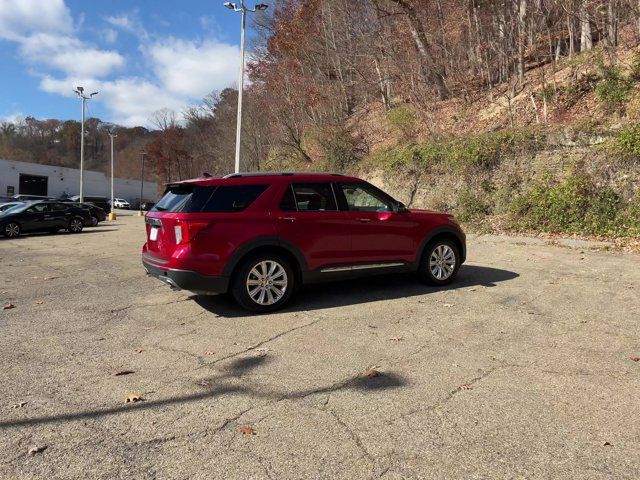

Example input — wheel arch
[418,227,466,265]
[223,237,307,284]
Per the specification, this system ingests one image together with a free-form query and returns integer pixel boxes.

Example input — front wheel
[67,218,84,234]
[418,239,460,286]
[4,222,20,238]
[231,254,295,313]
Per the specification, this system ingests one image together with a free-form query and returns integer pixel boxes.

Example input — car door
[51,203,71,228]
[336,181,417,263]
[274,182,353,271]
[21,204,52,232]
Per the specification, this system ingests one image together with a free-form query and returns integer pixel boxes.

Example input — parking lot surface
[1,213,639,479]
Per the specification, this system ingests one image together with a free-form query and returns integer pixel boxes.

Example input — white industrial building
[0,159,158,202]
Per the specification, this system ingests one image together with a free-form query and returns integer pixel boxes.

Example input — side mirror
[392,201,408,214]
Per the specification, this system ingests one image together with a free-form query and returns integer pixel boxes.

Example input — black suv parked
[0,201,91,238]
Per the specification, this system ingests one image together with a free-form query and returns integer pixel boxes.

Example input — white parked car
[113,198,131,209]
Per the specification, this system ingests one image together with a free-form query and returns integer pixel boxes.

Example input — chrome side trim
[320,262,405,273]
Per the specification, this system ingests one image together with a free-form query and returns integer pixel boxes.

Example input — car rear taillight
[174,220,210,245]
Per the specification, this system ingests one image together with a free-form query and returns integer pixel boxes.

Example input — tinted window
[201,185,267,212]
[153,184,267,213]
[29,204,51,213]
[51,203,68,211]
[339,182,392,212]
[286,183,337,212]
[279,186,297,211]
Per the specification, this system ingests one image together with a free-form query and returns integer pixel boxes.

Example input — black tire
[231,253,295,313]
[418,238,460,286]
[67,217,84,234]
[3,222,20,238]
[90,216,99,227]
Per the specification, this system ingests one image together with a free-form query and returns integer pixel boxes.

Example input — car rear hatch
[144,181,269,263]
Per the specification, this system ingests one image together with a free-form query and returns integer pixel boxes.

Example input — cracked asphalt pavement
[1,214,639,479]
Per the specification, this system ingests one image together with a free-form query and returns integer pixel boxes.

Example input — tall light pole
[223,1,269,173]
[108,131,117,221]
[73,87,98,202]
[138,151,147,217]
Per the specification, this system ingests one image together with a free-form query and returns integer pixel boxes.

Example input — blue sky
[0,0,265,127]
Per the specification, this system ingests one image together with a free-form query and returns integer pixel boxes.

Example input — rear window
[153,184,268,213]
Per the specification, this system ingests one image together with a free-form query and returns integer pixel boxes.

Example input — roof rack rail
[222,171,345,179]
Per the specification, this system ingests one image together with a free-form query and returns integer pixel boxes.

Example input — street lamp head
[224,2,236,9]
[90,91,99,97]
[76,86,84,93]
[255,3,269,10]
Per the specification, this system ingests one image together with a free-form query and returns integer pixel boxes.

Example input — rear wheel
[4,222,20,238]
[68,217,84,234]
[90,215,99,227]
[231,254,295,313]
[418,239,460,286]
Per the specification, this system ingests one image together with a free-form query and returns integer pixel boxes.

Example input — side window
[279,185,297,211]
[201,185,268,213]
[52,203,68,212]
[32,204,51,213]
[340,183,391,212]
[285,183,337,212]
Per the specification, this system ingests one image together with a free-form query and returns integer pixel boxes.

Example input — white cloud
[0,0,72,41]
[105,12,148,40]
[146,37,239,98]
[101,29,118,44]
[4,1,241,128]
[19,33,124,78]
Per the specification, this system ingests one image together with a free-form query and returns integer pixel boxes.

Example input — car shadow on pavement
[193,264,519,317]
[0,354,407,429]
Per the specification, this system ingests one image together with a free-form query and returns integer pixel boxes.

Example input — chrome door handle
[359,218,372,223]
[281,217,296,223]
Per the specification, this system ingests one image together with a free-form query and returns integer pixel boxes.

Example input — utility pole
[223,1,269,173]
[138,151,146,217]
[73,87,98,202]
[108,131,117,221]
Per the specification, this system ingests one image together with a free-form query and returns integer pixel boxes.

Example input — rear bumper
[142,258,229,295]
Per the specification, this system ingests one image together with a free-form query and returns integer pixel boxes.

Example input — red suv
[142,173,466,312]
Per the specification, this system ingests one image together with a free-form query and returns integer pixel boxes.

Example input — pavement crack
[197,314,325,371]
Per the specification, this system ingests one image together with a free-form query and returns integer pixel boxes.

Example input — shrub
[322,127,361,171]
[386,106,418,140]
[456,189,492,224]
[602,123,640,163]
[595,66,633,112]
[507,173,636,236]
[630,50,640,82]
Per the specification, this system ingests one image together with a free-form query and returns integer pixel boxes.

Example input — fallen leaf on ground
[630,356,640,362]
[135,349,144,354]
[204,350,215,356]
[368,325,378,329]
[389,337,404,342]
[35,300,44,305]
[3,303,15,310]
[125,393,144,403]
[112,370,135,376]
[364,369,381,377]
[11,402,27,409]
[43,277,59,280]
[459,384,473,391]
[28,446,47,456]
[604,441,612,446]
[239,426,256,435]
[442,303,454,308]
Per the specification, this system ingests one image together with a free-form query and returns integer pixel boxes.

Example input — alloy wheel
[429,244,456,281]
[246,260,288,306]
[5,223,20,238]
[70,219,83,232]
